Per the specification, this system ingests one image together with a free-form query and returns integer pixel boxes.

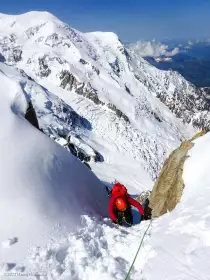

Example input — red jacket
[108,189,144,222]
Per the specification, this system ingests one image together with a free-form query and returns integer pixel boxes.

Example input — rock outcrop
[149,130,208,217]
[25,101,39,130]
[59,70,130,123]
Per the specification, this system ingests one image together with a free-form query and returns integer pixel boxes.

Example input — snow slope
[0,67,108,270]
[140,132,210,280]
[1,132,209,280]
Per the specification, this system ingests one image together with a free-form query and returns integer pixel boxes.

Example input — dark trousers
[116,207,133,225]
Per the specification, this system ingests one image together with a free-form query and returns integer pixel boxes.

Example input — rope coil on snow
[124,218,153,280]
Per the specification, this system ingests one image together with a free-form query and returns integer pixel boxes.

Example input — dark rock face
[25,23,47,39]
[45,33,58,44]
[107,103,130,122]
[79,58,88,65]
[67,140,102,163]
[44,33,72,48]
[125,84,132,95]
[83,162,91,169]
[156,86,210,130]
[0,53,5,62]
[77,150,91,162]
[38,56,51,77]
[60,70,77,90]
[68,142,91,163]
[63,25,83,43]
[25,101,39,129]
[68,143,77,157]
[85,90,103,105]
[91,65,100,75]
[152,111,162,123]
[59,70,130,123]
[0,34,23,65]
[134,74,147,86]
[66,139,103,169]
[13,48,22,62]
[110,58,120,76]
[94,151,104,162]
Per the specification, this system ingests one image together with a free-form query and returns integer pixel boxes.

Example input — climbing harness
[124,218,153,280]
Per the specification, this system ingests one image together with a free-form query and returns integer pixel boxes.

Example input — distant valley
[129,40,210,87]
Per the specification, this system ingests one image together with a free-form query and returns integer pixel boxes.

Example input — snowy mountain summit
[0,11,210,279]
[0,11,206,185]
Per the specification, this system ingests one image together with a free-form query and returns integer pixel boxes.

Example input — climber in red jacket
[108,183,144,226]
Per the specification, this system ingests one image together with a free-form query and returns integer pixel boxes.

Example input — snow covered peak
[0,11,64,46]
[0,11,60,29]
[1,11,209,186]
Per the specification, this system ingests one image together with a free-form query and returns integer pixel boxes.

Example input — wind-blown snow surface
[1,130,209,280]
[0,69,108,276]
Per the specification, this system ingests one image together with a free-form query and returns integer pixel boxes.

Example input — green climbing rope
[124,219,153,280]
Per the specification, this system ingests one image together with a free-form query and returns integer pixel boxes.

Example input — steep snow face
[0,67,108,264]
[0,12,197,186]
[140,132,210,280]
[2,133,209,280]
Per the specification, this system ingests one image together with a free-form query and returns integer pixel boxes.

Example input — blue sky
[1,0,210,42]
